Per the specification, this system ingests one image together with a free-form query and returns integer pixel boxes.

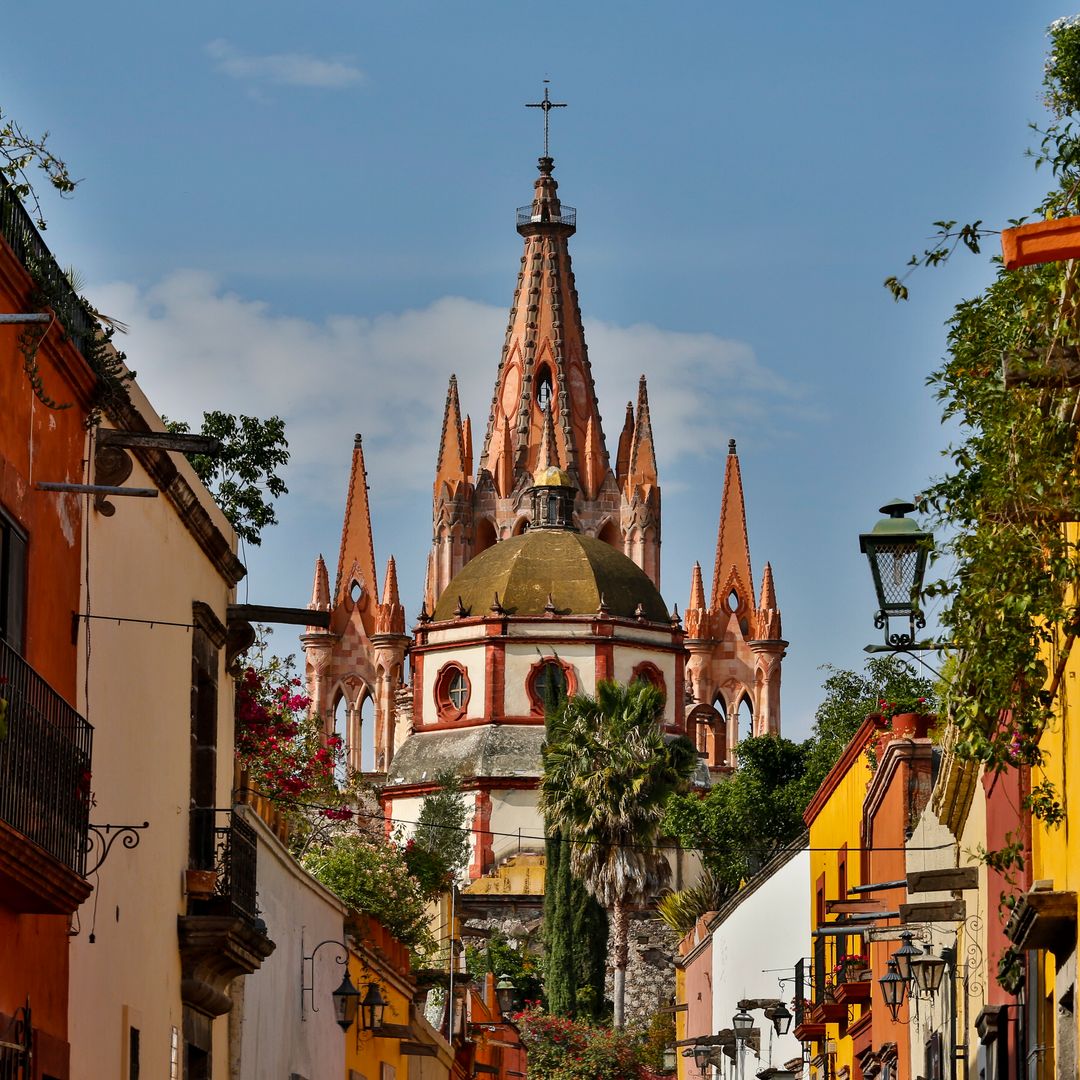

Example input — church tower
[684,440,787,772]
[424,154,661,610]
[302,435,408,774]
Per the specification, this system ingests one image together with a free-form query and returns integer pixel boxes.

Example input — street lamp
[910,943,948,995]
[859,498,932,649]
[732,1007,754,1042]
[495,974,520,1017]
[360,981,387,1032]
[878,957,907,1022]
[331,970,362,1032]
[891,931,920,983]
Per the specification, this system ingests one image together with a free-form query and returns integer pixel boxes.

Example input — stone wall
[609,913,680,1026]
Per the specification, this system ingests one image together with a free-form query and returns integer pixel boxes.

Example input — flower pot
[185,868,218,899]
[889,712,934,739]
[1001,215,1080,270]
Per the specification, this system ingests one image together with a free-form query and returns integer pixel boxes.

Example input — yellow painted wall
[805,738,873,1080]
[346,950,412,1080]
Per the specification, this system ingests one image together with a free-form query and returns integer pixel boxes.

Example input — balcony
[0,636,94,914]
[515,204,576,230]
[179,808,275,1018]
[0,174,95,361]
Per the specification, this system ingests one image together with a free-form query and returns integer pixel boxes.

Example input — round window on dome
[528,659,572,715]
[435,664,471,720]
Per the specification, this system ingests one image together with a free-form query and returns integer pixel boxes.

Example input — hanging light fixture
[891,930,920,982]
[692,1043,712,1075]
[360,981,387,1032]
[331,970,362,1032]
[768,1001,793,1037]
[878,957,907,1022]
[910,943,948,995]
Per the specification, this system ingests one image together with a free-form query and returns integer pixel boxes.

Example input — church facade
[303,152,787,878]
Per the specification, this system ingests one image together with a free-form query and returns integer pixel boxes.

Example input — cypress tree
[542,826,577,1015]
[572,879,609,1021]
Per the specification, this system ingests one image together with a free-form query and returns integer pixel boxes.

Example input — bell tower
[424,151,663,610]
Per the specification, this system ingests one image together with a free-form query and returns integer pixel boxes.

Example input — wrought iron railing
[0,636,93,876]
[516,204,576,228]
[189,807,260,922]
[0,173,95,361]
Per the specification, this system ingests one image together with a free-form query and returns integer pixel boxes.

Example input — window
[528,659,572,715]
[536,367,553,412]
[129,1027,140,1080]
[630,662,666,698]
[435,664,471,719]
[0,509,27,653]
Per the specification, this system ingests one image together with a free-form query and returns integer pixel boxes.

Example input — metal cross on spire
[525,80,567,157]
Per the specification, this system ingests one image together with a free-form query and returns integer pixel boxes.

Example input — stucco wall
[68,385,241,1080]
[710,848,809,1072]
[238,811,346,1080]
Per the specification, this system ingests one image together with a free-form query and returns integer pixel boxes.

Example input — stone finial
[453,596,471,619]
[491,593,508,616]
[416,601,432,625]
[596,593,611,619]
[544,593,557,616]
[635,602,646,623]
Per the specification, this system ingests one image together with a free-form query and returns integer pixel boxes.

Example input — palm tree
[539,679,697,1028]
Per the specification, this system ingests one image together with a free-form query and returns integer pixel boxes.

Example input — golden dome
[432,529,669,622]
[532,464,576,488]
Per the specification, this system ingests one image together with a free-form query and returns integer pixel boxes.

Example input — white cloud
[91,272,805,507]
[205,39,364,89]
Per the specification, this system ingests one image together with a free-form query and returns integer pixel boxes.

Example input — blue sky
[3,2,1071,737]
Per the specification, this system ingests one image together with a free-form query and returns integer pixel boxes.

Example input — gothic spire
[477,156,611,492]
[688,561,706,612]
[307,554,331,631]
[375,555,406,636]
[756,561,782,641]
[710,439,755,618]
[625,375,659,496]
[435,374,469,497]
[335,434,379,609]
[615,400,634,491]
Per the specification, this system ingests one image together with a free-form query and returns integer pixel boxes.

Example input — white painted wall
[421,642,488,724]
[237,810,346,1080]
[710,848,809,1075]
[490,788,544,863]
[504,641,593,714]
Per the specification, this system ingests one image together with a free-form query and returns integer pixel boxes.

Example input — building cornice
[802,717,878,827]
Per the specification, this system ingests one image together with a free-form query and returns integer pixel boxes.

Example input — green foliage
[542,826,577,1016]
[661,657,935,927]
[301,835,437,963]
[540,679,697,1026]
[165,411,289,545]
[1045,17,1080,119]
[640,1012,676,1074]
[465,929,543,1005]
[515,1007,647,1080]
[409,770,470,888]
[1,105,76,230]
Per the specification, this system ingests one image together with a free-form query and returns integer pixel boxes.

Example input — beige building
[68,377,273,1079]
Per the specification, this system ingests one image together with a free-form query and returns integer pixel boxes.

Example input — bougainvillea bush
[515,1007,648,1080]
[234,630,342,807]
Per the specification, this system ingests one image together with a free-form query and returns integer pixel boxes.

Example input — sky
[3,2,1073,739]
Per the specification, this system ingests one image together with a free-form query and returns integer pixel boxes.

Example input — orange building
[0,176,96,1078]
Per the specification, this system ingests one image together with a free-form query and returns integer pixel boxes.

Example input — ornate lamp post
[331,970,362,1032]
[859,498,932,649]
[359,981,387,1032]
[910,943,948,995]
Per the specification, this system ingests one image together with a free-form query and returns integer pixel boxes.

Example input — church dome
[432,529,670,622]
